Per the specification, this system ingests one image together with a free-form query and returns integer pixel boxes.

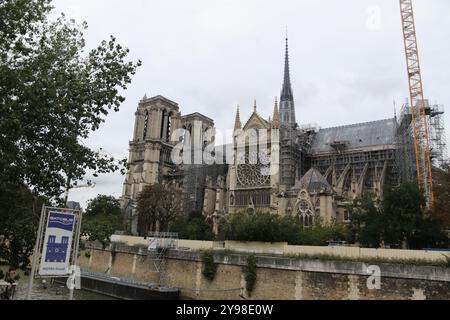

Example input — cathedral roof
[310,118,397,155]
[292,168,332,193]
[242,106,271,130]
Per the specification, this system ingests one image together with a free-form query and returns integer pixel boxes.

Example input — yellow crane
[399,0,434,208]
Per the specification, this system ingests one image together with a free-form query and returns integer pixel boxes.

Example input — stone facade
[121,39,402,234]
[79,246,450,300]
[121,95,216,234]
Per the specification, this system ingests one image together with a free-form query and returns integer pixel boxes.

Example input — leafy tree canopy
[432,163,450,229]
[348,183,449,249]
[85,194,122,217]
[170,212,214,241]
[0,183,44,269]
[137,183,183,235]
[0,0,140,267]
[0,0,141,202]
[81,194,123,249]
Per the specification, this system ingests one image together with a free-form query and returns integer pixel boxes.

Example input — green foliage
[244,255,257,295]
[0,0,141,201]
[84,251,91,259]
[170,212,214,240]
[383,182,425,247]
[0,0,140,269]
[0,184,44,269]
[348,183,449,249]
[85,195,122,217]
[347,192,384,248]
[201,250,217,281]
[432,164,450,229]
[81,195,123,249]
[219,211,347,246]
[297,218,349,246]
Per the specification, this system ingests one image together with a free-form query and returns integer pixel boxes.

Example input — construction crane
[399,0,434,208]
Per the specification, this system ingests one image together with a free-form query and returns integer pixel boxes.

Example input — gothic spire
[282,37,292,99]
[272,97,280,128]
[280,35,296,125]
[234,105,242,130]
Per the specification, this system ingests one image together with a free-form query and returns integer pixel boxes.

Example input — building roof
[141,95,179,107]
[310,118,397,154]
[181,112,214,124]
[292,168,332,193]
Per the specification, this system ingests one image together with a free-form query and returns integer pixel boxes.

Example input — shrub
[219,211,347,246]
[171,212,214,241]
[244,255,257,295]
[201,250,217,281]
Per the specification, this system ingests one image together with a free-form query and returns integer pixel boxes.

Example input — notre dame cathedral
[121,38,401,235]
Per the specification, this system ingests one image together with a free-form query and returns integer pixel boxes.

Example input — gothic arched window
[160,110,167,139]
[143,110,149,140]
[166,112,172,141]
[297,192,315,228]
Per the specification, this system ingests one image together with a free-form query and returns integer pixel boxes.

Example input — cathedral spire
[280,34,296,126]
[272,97,280,128]
[234,105,242,130]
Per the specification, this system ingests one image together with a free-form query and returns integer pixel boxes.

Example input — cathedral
[121,38,400,235]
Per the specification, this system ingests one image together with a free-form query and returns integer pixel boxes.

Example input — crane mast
[399,0,434,208]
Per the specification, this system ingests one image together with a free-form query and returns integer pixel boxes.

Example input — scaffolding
[397,102,416,182]
[397,100,447,183]
[147,232,178,285]
[429,104,448,168]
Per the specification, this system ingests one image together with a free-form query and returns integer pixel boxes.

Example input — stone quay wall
[77,243,450,300]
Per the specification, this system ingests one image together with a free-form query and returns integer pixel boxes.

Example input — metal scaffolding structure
[147,232,178,285]
[429,104,448,168]
[397,102,417,183]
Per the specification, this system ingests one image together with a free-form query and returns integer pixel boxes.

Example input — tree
[382,182,426,248]
[136,183,183,236]
[0,0,140,267]
[85,195,122,217]
[431,164,450,229]
[348,183,449,249]
[81,195,123,249]
[0,184,45,269]
[0,0,141,202]
[170,212,214,241]
[347,192,384,248]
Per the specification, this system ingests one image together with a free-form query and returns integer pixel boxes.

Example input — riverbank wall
[78,241,450,300]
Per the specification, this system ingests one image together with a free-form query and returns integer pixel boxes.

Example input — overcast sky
[50,0,450,209]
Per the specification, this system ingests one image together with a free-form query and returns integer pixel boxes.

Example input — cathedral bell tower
[122,95,182,203]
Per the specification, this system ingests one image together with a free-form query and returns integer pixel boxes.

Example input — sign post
[26,206,82,300]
